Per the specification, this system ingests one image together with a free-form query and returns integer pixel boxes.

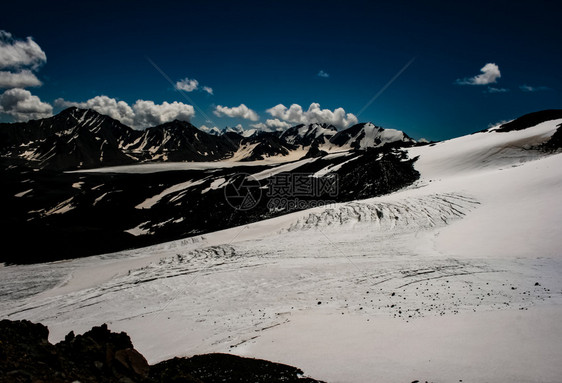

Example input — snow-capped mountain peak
[280,123,338,146]
[330,122,414,149]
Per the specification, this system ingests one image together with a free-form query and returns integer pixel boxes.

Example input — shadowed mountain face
[495,109,562,133]
[279,123,338,147]
[0,108,240,170]
[0,108,138,170]
[127,119,239,162]
[330,122,414,150]
[238,131,296,161]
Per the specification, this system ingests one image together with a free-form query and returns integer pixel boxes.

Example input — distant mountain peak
[152,119,198,132]
[280,122,338,147]
[330,122,414,150]
[58,106,100,118]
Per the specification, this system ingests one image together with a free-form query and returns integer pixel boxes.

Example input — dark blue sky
[1,0,561,140]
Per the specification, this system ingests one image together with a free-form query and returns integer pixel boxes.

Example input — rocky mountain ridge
[0,107,416,171]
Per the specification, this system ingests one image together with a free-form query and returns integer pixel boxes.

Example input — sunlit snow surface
[2,119,562,382]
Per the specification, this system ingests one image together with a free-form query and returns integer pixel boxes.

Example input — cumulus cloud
[175,77,214,95]
[132,100,194,128]
[251,118,292,131]
[519,84,548,92]
[0,88,52,121]
[0,31,46,92]
[55,95,195,129]
[317,70,330,78]
[56,95,134,123]
[175,77,199,92]
[0,69,42,88]
[0,31,47,70]
[266,102,358,129]
[264,118,292,130]
[214,104,259,121]
[456,63,501,85]
[0,32,50,121]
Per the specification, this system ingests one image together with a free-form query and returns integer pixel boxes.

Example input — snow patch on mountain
[136,179,208,209]
[330,122,414,150]
[14,189,33,198]
[280,123,337,146]
[201,177,229,194]
[407,118,562,179]
[250,157,318,181]
[312,156,359,177]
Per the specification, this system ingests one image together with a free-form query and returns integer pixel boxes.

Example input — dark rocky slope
[495,109,562,132]
[0,319,324,383]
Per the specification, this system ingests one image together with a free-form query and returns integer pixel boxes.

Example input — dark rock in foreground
[150,354,323,383]
[0,319,324,383]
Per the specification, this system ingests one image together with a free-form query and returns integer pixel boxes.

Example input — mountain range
[0,107,416,171]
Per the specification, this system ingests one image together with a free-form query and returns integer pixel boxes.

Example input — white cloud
[486,86,509,93]
[317,70,330,78]
[519,84,548,92]
[132,100,195,128]
[0,88,52,121]
[214,104,259,121]
[55,95,195,129]
[265,118,292,130]
[266,102,358,129]
[175,77,199,92]
[251,118,292,131]
[456,63,501,85]
[0,31,47,70]
[55,95,134,124]
[175,77,214,95]
[0,31,46,91]
[0,70,42,88]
